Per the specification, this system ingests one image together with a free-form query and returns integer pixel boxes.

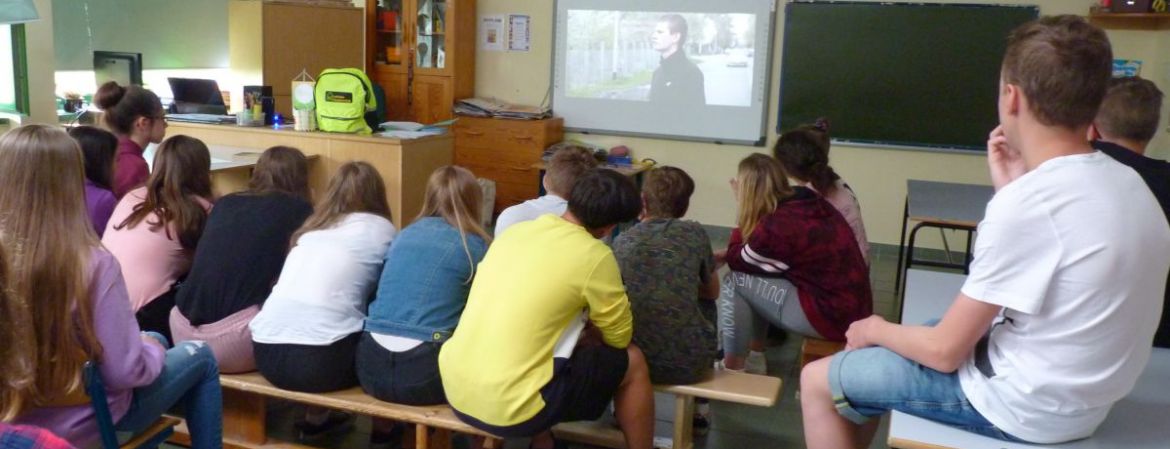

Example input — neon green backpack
[315,68,376,134]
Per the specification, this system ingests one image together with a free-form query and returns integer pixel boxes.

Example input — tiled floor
[189,227,932,449]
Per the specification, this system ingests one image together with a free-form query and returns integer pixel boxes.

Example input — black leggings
[253,332,360,393]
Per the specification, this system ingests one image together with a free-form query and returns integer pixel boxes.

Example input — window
[0,24,29,114]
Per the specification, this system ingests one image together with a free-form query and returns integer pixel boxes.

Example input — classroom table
[894,180,995,316]
[166,122,454,230]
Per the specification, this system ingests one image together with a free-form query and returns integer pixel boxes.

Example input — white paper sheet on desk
[380,130,442,139]
[380,121,427,131]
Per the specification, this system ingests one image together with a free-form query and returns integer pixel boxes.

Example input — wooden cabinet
[229,1,365,117]
[453,116,564,214]
[367,0,476,123]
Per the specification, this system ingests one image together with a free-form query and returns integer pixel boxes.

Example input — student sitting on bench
[171,147,314,373]
[494,145,598,237]
[801,16,1170,448]
[612,166,719,433]
[358,166,490,445]
[249,162,397,437]
[1089,76,1170,348]
[717,154,871,375]
[440,169,653,449]
[103,135,214,344]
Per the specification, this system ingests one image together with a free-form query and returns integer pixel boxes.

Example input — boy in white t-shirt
[801,15,1170,448]
[494,145,599,237]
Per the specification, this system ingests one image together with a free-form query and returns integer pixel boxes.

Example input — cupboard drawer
[453,126,548,152]
[496,180,540,211]
[455,145,542,174]
[461,163,539,187]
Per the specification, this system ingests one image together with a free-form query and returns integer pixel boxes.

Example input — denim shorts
[828,346,1028,443]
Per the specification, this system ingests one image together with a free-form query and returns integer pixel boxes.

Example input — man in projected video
[649,14,706,108]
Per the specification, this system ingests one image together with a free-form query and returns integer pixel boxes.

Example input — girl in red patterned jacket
[716,154,871,373]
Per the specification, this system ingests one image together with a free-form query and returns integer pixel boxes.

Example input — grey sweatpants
[719,271,822,358]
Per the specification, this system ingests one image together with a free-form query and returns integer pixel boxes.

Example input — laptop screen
[168,77,227,114]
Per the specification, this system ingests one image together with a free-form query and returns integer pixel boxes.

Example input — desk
[900,269,966,325]
[889,348,1170,449]
[895,180,994,313]
[166,122,453,229]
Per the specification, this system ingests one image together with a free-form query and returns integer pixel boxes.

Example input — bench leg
[672,395,694,449]
[224,389,268,448]
[478,436,501,449]
[415,424,429,449]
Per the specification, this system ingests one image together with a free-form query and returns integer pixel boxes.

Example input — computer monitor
[168,77,228,115]
[93,51,143,87]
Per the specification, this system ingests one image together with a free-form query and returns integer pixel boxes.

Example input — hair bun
[94,81,126,110]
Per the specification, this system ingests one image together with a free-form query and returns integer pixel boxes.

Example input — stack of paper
[377,119,457,139]
[455,97,551,120]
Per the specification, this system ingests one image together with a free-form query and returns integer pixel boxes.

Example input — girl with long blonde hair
[103,135,214,342]
[0,125,222,448]
[247,162,398,435]
[358,165,490,414]
[717,153,871,373]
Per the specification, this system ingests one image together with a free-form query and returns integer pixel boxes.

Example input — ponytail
[95,81,163,135]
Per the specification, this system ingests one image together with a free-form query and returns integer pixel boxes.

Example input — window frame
[1,24,30,115]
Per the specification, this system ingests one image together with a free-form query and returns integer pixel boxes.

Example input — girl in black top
[171,146,313,373]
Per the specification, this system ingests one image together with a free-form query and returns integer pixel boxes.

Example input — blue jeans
[827,346,1028,443]
[115,335,223,449]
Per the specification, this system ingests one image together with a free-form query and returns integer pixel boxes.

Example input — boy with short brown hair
[802,15,1170,447]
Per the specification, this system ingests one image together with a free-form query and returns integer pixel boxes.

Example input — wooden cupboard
[366,0,476,123]
[453,116,564,214]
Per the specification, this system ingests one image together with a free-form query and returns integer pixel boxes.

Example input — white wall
[475,0,1170,245]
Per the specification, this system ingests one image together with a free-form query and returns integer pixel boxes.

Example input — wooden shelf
[378,29,402,33]
[1089,11,1170,30]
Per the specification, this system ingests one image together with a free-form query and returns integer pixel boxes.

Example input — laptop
[167,78,228,115]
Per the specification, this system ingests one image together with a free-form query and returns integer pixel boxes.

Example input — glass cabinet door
[374,0,406,67]
[412,0,447,71]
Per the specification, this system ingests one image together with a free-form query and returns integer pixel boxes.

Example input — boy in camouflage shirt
[613,166,720,385]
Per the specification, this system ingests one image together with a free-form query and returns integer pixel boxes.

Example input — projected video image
[566,10,756,107]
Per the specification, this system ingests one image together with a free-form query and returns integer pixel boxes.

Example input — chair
[82,362,181,449]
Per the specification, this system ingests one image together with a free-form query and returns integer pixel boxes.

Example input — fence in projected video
[566,11,756,107]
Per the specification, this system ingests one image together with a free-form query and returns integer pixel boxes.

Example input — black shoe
[693,412,711,437]
[370,423,405,449]
[295,411,353,440]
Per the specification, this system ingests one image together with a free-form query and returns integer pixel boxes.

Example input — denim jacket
[364,217,488,342]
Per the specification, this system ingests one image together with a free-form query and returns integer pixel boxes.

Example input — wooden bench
[169,372,501,449]
[799,337,846,368]
[890,348,1170,449]
[552,369,782,449]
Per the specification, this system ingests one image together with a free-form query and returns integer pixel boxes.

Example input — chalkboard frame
[777,1,1039,153]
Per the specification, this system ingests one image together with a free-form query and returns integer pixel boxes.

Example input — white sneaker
[715,360,745,373]
[744,351,767,375]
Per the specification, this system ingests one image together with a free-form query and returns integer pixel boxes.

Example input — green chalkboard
[778,2,1037,151]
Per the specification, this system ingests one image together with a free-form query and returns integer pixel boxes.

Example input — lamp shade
[0,0,39,24]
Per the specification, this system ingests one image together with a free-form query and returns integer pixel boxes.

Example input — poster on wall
[508,14,531,52]
[481,14,505,52]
